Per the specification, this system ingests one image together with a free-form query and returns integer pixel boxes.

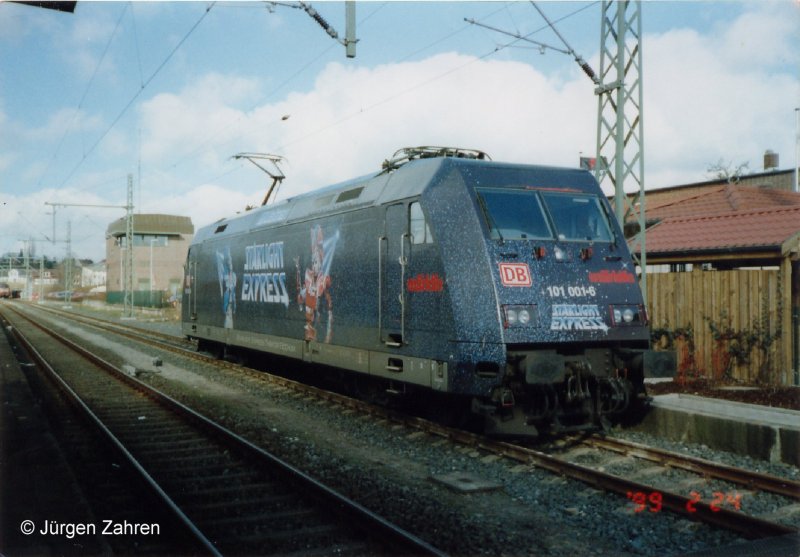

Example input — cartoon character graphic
[216,247,237,329]
[295,225,339,343]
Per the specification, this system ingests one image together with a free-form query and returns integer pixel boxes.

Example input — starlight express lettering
[242,242,289,307]
[550,304,608,332]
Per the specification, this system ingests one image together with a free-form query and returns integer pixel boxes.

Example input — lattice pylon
[595,0,646,303]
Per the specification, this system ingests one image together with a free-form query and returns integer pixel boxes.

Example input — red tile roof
[645,185,800,222]
[632,185,800,257]
[643,205,800,254]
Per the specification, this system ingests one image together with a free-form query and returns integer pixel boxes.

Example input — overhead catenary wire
[36,3,129,190]
[141,1,596,203]
[51,2,594,212]
[56,2,216,191]
[60,1,489,200]
[529,1,598,84]
[272,3,598,154]
[121,2,388,196]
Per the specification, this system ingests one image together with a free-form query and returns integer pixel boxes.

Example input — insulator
[581,62,596,81]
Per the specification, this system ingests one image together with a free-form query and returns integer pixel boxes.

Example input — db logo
[499,263,532,287]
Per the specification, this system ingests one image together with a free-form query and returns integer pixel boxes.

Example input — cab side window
[410,202,433,244]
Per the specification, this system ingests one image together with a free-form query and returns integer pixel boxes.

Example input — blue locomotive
[182,147,660,436]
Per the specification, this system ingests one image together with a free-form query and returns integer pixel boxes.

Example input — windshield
[476,187,613,243]
[541,192,613,242]
[476,188,552,240]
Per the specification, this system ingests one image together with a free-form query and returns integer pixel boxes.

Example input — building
[82,261,107,289]
[630,168,799,385]
[106,214,193,307]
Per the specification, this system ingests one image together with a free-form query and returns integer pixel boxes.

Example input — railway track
[562,434,800,500]
[16,302,800,543]
[2,304,443,556]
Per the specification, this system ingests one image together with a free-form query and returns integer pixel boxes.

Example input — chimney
[763,149,779,171]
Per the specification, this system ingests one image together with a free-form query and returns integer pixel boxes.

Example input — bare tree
[706,159,751,183]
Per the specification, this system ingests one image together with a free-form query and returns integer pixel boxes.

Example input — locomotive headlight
[506,309,518,325]
[503,305,536,328]
[622,308,635,323]
[610,304,646,326]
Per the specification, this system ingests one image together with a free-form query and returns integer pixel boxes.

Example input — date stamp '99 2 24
[626,491,743,514]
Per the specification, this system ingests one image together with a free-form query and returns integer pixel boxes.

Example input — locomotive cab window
[540,192,613,242]
[476,188,551,240]
[410,202,433,244]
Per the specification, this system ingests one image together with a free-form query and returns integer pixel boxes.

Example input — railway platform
[634,392,800,467]
[0,317,109,555]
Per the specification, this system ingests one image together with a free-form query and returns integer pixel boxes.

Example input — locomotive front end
[429,161,656,437]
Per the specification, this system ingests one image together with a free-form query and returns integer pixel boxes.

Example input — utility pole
[23,239,30,301]
[44,204,57,244]
[345,1,356,58]
[44,174,135,317]
[124,174,134,319]
[65,220,73,307]
[794,107,799,194]
[595,0,646,302]
[272,1,357,57]
[39,255,44,304]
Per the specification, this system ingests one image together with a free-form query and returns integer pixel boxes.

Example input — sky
[0,0,798,262]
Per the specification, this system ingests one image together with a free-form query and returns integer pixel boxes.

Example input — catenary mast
[594,0,646,302]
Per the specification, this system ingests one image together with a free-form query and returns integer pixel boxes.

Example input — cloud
[138,182,259,234]
[716,2,799,70]
[3,2,797,261]
[644,5,798,186]
[133,1,798,238]
[149,52,598,202]
[0,188,117,261]
[138,72,261,166]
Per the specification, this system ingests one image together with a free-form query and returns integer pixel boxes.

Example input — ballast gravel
[32,304,799,557]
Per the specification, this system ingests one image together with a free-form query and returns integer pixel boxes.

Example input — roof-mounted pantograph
[382,146,491,171]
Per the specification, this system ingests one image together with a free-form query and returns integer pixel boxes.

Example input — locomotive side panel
[184,198,457,389]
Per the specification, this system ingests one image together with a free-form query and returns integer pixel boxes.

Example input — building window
[117,234,169,248]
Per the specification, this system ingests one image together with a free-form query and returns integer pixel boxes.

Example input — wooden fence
[647,269,787,384]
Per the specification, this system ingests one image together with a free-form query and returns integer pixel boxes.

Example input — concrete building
[106,214,193,306]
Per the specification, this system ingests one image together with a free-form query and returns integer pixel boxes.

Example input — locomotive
[182,147,661,437]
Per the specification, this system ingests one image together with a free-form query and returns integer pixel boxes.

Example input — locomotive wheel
[197,338,224,359]
[351,375,390,407]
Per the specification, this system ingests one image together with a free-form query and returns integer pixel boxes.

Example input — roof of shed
[643,205,800,255]
[644,184,800,222]
[106,214,194,237]
[629,182,800,259]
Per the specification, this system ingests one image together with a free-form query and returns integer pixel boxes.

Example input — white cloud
[222,52,597,197]
[23,108,103,143]
[716,3,799,70]
[3,2,797,261]
[133,4,798,236]
[0,188,118,261]
[139,182,259,234]
[138,72,261,167]
[644,6,798,187]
